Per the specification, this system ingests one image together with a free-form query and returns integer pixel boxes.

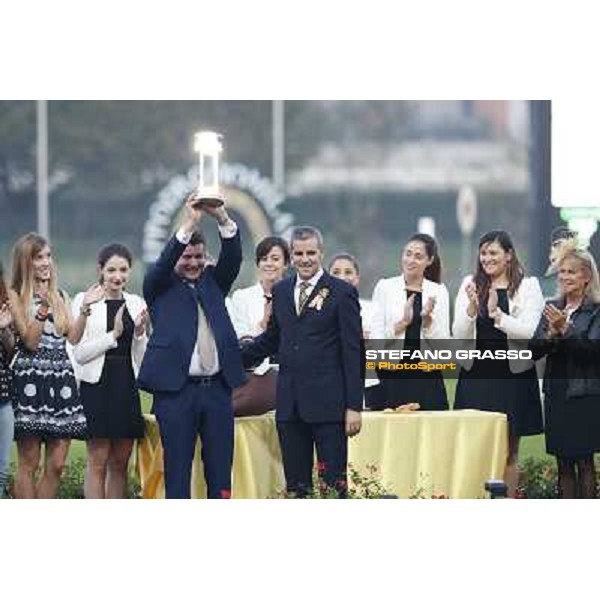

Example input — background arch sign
[143,163,294,264]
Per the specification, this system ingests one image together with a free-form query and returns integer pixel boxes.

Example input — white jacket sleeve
[452,276,477,339]
[370,279,387,340]
[70,294,117,366]
[495,277,544,339]
[129,297,148,373]
[229,288,263,338]
[371,278,407,353]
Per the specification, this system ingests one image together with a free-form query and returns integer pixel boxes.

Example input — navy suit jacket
[138,230,246,393]
[242,271,363,423]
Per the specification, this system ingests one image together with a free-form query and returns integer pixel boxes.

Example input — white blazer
[70,291,148,384]
[359,298,375,337]
[228,282,273,375]
[229,282,265,338]
[371,275,451,346]
[452,275,544,373]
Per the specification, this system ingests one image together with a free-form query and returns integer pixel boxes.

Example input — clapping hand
[83,283,105,308]
[543,303,568,338]
[259,296,273,332]
[466,281,479,318]
[393,294,415,337]
[487,288,501,323]
[0,302,13,330]
[112,304,126,340]
[134,307,149,337]
[37,289,50,312]
[421,296,436,331]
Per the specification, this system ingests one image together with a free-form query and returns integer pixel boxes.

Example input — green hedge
[6,456,600,499]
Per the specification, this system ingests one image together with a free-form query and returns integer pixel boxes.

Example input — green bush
[517,457,600,499]
[516,457,557,499]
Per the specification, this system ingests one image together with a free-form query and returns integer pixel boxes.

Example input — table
[137,410,507,499]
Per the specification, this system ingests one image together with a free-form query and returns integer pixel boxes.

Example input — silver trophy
[192,130,225,208]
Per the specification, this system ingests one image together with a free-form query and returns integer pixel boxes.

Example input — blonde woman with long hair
[9,233,103,498]
[531,237,600,498]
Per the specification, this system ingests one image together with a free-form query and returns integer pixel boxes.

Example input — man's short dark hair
[290,226,323,251]
[189,230,206,246]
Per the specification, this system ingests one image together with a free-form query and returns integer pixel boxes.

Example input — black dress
[454,289,543,437]
[79,300,145,439]
[12,296,86,439]
[380,290,448,411]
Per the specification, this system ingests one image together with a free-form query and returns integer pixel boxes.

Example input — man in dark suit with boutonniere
[242,226,363,497]
[138,192,246,499]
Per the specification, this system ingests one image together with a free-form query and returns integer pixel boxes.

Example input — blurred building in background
[0,100,570,299]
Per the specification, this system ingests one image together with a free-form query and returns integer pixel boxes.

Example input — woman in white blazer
[71,244,148,499]
[371,233,450,410]
[228,236,290,416]
[453,230,544,498]
[328,252,383,409]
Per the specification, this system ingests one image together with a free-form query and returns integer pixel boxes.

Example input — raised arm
[240,307,280,369]
[0,301,16,358]
[452,276,477,339]
[70,291,118,365]
[144,192,203,304]
[8,289,44,351]
[206,205,241,296]
[493,277,545,339]
[66,284,105,345]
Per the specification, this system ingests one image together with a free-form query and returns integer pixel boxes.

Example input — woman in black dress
[453,230,544,497]
[371,234,450,411]
[328,252,382,410]
[530,239,600,498]
[71,244,148,499]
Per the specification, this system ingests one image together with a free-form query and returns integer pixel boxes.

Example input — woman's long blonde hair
[553,237,600,304]
[10,232,70,335]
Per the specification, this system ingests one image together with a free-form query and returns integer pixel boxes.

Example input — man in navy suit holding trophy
[242,226,363,497]
[138,192,246,499]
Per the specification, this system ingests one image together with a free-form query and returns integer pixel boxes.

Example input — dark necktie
[298,281,310,314]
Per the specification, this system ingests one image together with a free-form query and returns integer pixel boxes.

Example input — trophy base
[190,194,225,209]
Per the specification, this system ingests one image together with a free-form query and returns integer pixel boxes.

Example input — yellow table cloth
[137,410,507,499]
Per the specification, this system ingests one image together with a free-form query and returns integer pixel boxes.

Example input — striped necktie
[298,281,310,314]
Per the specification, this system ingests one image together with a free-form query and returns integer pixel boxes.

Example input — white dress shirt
[176,221,238,376]
[294,269,324,313]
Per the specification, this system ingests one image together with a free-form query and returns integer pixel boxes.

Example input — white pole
[36,100,49,240]
[272,100,285,194]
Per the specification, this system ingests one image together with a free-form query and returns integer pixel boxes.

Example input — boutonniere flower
[309,288,330,311]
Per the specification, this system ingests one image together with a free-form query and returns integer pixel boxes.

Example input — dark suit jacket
[530,299,600,399]
[242,271,363,422]
[138,230,246,393]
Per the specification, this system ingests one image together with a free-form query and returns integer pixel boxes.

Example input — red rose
[220,489,232,499]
